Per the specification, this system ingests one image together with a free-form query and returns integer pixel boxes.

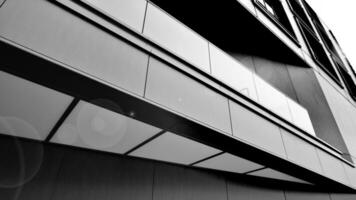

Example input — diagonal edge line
[124,129,166,155]
[243,166,267,175]
[189,151,225,166]
[45,98,80,142]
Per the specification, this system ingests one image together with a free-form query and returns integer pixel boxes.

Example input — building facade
[1,0,356,199]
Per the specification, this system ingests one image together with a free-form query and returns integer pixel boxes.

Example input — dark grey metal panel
[285,190,331,200]
[153,164,227,200]
[228,53,256,72]
[286,66,347,153]
[227,179,286,200]
[314,72,356,159]
[281,129,323,174]
[252,56,298,102]
[0,0,149,96]
[0,137,64,200]
[145,57,232,134]
[51,147,154,200]
[330,193,356,200]
[229,100,286,158]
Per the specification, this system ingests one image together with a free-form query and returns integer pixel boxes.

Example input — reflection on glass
[52,100,162,154]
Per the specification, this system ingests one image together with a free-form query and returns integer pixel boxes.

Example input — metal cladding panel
[229,100,286,158]
[248,168,310,184]
[285,190,332,200]
[330,194,356,200]
[252,56,298,102]
[195,153,263,174]
[0,0,149,96]
[286,98,315,135]
[316,73,356,160]
[209,44,258,101]
[0,71,73,141]
[281,129,323,174]
[129,132,221,165]
[81,0,147,32]
[229,53,256,72]
[317,149,349,185]
[145,57,232,134]
[227,180,286,200]
[153,164,227,200]
[50,146,155,200]
[286,66,346,154]
[343,163,356,189]
[143,3,210,73]
[52,100,162,154]
[254,75,293,122]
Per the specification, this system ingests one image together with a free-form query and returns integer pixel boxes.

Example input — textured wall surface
[0,137,355,200]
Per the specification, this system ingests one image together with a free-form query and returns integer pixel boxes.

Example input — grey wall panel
[82,0,147,32]
[0,0,149,96]
[229,100,286,158]
[145,57,231,134]
[317,149,349,185]
[143,3,210,73]
[343,164,356,189]
[286,66,346,153]
[315,73,356,159]
[153,164,227,200]
[281,129,323,173]
[227,180,286,200]
[51,147,154,200]
[229,53,256,72]
[330,193,356,200]
[0,137,64,200]
[209,44,258,101]
[252,56,298,102]
[2,136,356,199]
[285,190,331,200]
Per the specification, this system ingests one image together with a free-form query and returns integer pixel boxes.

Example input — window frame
[296,20,343,86]
[253,0,300,46]
[286,0,316,36]
[336,61,356,101]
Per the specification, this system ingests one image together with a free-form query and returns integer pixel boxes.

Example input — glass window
[287,0,315,34]
[336,62,356,101]
[298,21,341,84]
[254,0,297,40]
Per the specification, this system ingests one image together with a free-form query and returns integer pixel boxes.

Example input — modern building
[1,0,356,199]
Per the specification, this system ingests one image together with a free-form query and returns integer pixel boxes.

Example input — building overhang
[1,39,354,192]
